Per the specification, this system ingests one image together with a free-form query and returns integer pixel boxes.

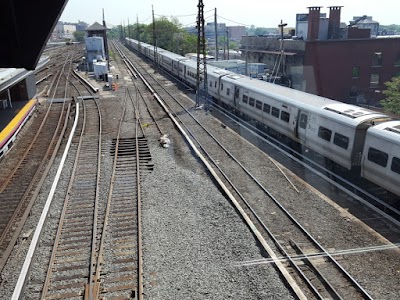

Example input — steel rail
[121,43,374,299]
[0,55,73,273]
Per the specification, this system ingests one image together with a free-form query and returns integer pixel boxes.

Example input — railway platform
[0,99,37,158]
[0,100,30,132]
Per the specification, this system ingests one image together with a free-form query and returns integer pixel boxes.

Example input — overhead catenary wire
[235,243,400,267]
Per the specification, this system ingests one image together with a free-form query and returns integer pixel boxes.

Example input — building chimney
[328,6,343,39]
[307,6,321,41]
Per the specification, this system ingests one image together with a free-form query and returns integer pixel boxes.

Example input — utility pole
[137,15,141,52]
[123,20,126,39]
[276,20,287,84]
[152,5,158,68]
[120,22,124,40]
[214,8,218,61]
[102,9,110,70]
[245,32,248,76]
[226,29,229,60]
[127,18,131,38]
[196,0,209,108]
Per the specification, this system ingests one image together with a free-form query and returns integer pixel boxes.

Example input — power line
[218,14,251,27]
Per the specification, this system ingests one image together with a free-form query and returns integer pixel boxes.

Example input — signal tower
[196,0,209,108]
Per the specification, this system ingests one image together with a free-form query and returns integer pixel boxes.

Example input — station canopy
[0,0,69,70]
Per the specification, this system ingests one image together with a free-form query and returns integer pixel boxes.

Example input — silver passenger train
[125,38,400,196]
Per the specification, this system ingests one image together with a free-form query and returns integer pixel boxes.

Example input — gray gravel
[141,136,294,299]
[2,42,399,300]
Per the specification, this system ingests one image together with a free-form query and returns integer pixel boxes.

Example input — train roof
[127,38,389,127]
[158,49,189,61]
[367,120,400,144]
[222,74,389,126]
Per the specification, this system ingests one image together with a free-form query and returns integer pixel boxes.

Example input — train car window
[242,95,248,103]
[391,157,400,174]
[249,97,255,106]
[227,88,230,96]
[255,100,262,110]
[333,133,349,149]
[209,81,212,87]
[368,147,388,167]
[299,114,308,129]
[272,107,280,118]
[221,84,224,90]
[215,81,217,88]
[318,127,332,141]
[263,104,271,114]
[281,111,290,122]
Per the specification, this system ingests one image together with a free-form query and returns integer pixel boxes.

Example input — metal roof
[0,0,69,70]
[86,22,108,31]
[0,57,49,92]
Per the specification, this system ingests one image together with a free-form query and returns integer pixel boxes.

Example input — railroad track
[115,41,376,299]
[39,96,102,299]
[23,66,153,299]
[0,56,75,274]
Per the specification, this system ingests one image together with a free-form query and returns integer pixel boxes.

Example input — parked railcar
[361,121,400,195]
[123,37,399,196]
[218,75,390,170]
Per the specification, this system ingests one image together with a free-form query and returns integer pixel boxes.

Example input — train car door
[296,110,309,143]
[234,85,240,108]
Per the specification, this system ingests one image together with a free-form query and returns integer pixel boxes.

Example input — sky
[60,0,400,28]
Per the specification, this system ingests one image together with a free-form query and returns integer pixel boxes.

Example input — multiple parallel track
[115,41,375,300]
[36,82,152,299]
[5,40,394,299]
[0,56,74,274]
[40,98,102,299]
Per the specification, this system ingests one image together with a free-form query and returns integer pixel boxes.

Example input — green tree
[381,76,400,114]
[108,26,121,39]
[73,31,86,42]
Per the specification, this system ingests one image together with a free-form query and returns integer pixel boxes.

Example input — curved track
[115,40,377,299]
[0,56,74,274]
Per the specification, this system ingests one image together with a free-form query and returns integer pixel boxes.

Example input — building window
[352,67,360,78]
[333,133,349,149]
[370,73,380,88]
[372,52,382,66]
[391,157,400,174]
[395,56,400,67]
[368,147,388,167]
[318,127,332,142]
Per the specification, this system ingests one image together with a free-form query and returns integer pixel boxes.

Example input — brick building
[240,6,400,106]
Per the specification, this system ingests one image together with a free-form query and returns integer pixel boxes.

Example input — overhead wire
[234,243,400,267]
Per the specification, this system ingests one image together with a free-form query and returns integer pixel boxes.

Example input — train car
[0,99,37,159]
[361,121,400,195]
[219,75,390,170]
[207,69,235,100]
[123,38,399,196]
[156,49,185,75]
